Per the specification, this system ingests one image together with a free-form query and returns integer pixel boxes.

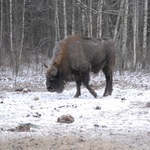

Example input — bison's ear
[44,63,48,68]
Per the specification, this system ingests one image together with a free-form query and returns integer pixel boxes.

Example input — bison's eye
[49,77,55,82]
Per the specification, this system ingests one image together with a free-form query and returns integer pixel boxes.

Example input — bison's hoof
[90,91,97,98]
[103,92,111,97]
[93,93,97,98]
[74,93,81,98]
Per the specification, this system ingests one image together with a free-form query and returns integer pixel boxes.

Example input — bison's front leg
[74,80,81,98]
[74,74,81,98]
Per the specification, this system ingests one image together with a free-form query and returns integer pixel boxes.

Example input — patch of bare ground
[0,135,144,150]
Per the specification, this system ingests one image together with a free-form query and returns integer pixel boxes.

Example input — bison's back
[67,37,115,73]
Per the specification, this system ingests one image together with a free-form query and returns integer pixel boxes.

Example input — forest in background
[0,0,150,75]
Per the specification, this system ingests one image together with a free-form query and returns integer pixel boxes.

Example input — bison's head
[45,65,66,93]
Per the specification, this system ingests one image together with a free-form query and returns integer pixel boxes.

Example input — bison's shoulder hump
[52,35,81,67]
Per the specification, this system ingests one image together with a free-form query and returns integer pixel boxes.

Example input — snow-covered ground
[0,70,150,149]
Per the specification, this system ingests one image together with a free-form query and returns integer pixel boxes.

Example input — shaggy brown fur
[52,35,80,67]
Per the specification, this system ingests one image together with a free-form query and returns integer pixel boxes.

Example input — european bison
[45,35,115,98]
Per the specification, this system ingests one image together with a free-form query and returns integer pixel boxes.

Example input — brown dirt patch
[0,135,143,150]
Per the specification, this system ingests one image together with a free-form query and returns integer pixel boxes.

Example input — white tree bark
[63,0,67,38]
[78,0,86,36]
[72,0,75,35]
[142,0,148,69]
[81,8,86,36]
[122,0,128,69]
[132,0,139,69]
[97,0,103,38]
[113,0,124,41]
[88,0,92,37]
[55,0,60,43]
[9,0,14,66]
[0,0,3,65]
[19,0,26,60]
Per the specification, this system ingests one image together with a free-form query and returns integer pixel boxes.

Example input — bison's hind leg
[102,67,113,96]
[81,72,97,98]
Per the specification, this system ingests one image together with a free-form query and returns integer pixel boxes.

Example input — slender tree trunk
[142,0,148,69]
[19,0,26,60]
[97,0,103,38]
[132,0,139,70]
[81,10,86,36]
[78,0,86,36]
[76,0,82,35]
[88,0,92,37]
[46,0,52,58]
[72,0,75,35]
[0,0,3,66]
[63,0,67,38]
[55,0,60,43]
[9,0,14,68]
[113,0,124,41]
[122,0,128,70]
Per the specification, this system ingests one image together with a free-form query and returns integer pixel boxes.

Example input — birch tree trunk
[97,0,103,38]
[132,0,139,70]
[113,0,124,41]
[88,0,92,37]
[122,0,128,70]
[63,0,67,38]
[142,0,148,69]
[81,10,86,36]
[9,0,14,67]
[72,0,75,35]
[0,0,3,66]
[55,0,60,43]
[19,0,26,60]
[79,0,86,36]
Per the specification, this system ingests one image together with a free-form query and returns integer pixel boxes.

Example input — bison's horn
[44,63,48,68]
[49,65,58,76]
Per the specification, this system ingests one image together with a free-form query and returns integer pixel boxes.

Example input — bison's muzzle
[47,86,55,92]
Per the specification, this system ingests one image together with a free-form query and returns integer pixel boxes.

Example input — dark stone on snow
[57,114,74,124]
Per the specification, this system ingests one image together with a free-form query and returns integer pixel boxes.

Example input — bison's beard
[55,73,66,93]
[55,78,66,93]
